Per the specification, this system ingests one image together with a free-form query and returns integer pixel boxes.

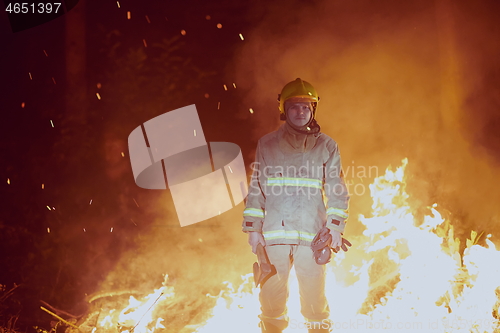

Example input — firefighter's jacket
[242,124,350,246]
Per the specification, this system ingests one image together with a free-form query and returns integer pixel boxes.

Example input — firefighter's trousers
[259,244,331,331]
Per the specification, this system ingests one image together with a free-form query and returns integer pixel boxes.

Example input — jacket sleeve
[241,141,266,233]
[323,141,350,233]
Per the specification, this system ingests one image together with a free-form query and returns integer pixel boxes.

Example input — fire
[196,158,500,332]
[77,159,499,333]
[93,278,174,333]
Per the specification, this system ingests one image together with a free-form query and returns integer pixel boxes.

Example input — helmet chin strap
[285,112,321,135]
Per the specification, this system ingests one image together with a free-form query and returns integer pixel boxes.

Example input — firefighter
[242,78,350,333]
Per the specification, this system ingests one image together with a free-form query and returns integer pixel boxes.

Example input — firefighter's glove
[311,227,351,265]
[332,237,352,253]
[248,231,266,254]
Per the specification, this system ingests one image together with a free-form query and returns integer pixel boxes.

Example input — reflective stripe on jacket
[242,124,350,246]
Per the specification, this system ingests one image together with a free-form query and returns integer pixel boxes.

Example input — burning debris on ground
[25,160,498,333]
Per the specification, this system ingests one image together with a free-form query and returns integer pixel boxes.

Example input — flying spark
[96,93,101,100]
[52,77,56,84]
[116,1,120,8]
[28,72,32,80]
[233,83,236,88]
[50,120,54,127]
[217,23,222,29]
[121,152,125,157]
[133,198,139,207]
[46,206,51,210]
[145,15,150,23]
[239,33,244,40]
[218,102,220,109]
[249,108,254,114]
[43,50,48,57]
[127,11,131,19]
[180,30,186,35]
[110,227,114,232]
[194,130,197,136]
[223,84,227,91]
[47,228,50,233]
[21,102,25,108]
[83,228,86,232]
[42,183,44,189]
[97,83,102,89]
[7,178,10,185]
[143,39,147,47]
[90,199,92,205]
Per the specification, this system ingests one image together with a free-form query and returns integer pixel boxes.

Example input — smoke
[230,0,500,242]
[95,130,252,302]
[84,0,500,322]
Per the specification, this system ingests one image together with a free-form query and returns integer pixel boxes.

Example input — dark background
[1,0,499,331]
[1,0,256,329]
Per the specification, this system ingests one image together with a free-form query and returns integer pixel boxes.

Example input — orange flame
[87,159,499,333]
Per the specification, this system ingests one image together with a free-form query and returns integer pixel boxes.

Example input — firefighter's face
[286,102,312,127]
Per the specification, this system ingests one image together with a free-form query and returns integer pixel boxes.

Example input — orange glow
[95,278,174,333]
[78,160,500,333]
[195,159,500,332]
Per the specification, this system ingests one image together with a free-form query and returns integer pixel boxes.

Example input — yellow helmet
[278,78,320,121]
